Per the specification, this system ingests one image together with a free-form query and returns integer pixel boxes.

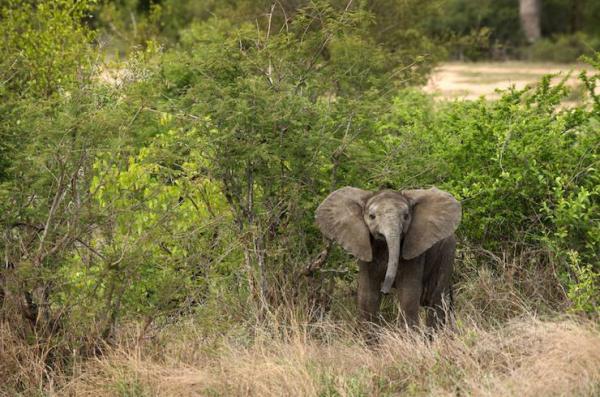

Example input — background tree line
[94,0,600,61]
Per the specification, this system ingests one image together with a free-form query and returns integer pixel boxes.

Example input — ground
[425,62,592,102]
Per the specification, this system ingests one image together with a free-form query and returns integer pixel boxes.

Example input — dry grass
[11,315,586,396]
[1,259,597,396]
[425,62,592,101]
[0,322,54,393]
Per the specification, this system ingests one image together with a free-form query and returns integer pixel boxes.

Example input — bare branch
[303,241,333,276]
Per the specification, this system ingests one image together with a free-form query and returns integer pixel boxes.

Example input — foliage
[434,79,597,250]
[121,4,427,308]
[381,76,600,314]
[98,0,165,53]
[97,0,446,74]
[428,0,521,60]
[564,251,599,314]
[1,1,599,394]
[1,1,434,358]
[0,0,97,182]
[0,0,96,96]
[542,0,600,37]
[427,0,600,60]
[527,32,600,63]
[95,0,600,61]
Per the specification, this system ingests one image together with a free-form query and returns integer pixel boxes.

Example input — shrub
[380,70,599,314]
[0,0,96,96]
[527,32,600,63]
[1,3,435,368]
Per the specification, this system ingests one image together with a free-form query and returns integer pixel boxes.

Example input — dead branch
[303,240,333,276]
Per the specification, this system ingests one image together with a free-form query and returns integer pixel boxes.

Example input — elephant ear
[401,187,461,260]
[315,187,373,262]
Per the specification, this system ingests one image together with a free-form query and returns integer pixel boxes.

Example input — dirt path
[424,62,592,101]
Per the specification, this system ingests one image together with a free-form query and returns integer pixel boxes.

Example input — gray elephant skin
[315,187,461,328]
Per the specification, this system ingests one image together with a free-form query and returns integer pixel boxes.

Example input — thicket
[97,0,600,61]
[0,0,599,394]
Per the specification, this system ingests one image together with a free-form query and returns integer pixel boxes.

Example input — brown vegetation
[2,258,599,397]
[3,315,596,396]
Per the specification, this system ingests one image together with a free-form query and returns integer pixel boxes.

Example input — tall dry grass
[1,258,598,396]
[8,315,589,396]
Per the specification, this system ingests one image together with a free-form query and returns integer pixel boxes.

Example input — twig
[303,241,333,276]
[74,238,106,260]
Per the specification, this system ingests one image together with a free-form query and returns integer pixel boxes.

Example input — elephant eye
[403,213,409,220]
[369,214,376,220]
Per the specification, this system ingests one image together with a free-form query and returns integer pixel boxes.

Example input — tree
[520,0,541,42]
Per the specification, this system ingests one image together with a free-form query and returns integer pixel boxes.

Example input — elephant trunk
[381,231,401,294]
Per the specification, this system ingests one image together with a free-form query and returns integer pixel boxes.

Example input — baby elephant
[316,187,461,328]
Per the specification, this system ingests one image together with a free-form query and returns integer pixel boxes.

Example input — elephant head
[315,187,461,294]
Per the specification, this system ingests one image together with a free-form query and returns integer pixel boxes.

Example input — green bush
[0,0,96,96]
[379,73,599,314]
[527,32,600,63]
[124,6,427,308]
[1,2,437,358]
[564,251,599,314]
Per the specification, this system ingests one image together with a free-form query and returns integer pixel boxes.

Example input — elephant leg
[427,289,452,329]
[394,260,423,329]
[357,261,382,323]
[424,238,455,330]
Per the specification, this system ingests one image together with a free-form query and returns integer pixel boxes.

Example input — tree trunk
[520,0,541,43]
[570,0,583,33]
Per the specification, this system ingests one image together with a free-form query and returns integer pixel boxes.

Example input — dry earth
[425,62,592,101]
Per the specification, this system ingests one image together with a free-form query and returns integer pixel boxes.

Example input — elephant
[315,186,461,328]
